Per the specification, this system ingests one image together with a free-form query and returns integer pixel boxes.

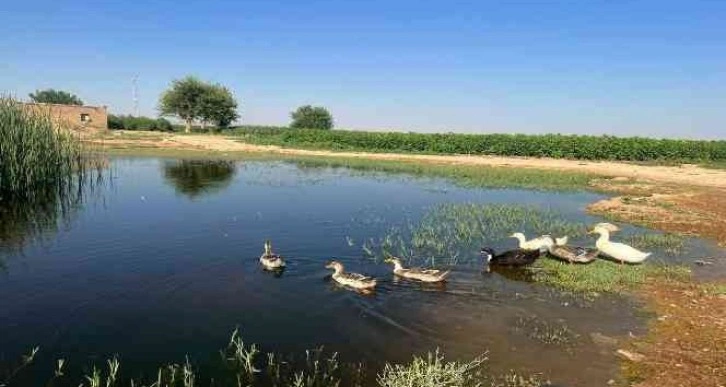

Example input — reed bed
[0,96,104,256]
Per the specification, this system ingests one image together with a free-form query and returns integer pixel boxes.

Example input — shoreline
[88,131,726,386]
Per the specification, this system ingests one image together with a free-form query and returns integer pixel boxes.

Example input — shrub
[107,114,173,131]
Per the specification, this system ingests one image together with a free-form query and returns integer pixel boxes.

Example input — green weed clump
[531,259,691,295]
[230,126,726,162]
[377,350,486,387]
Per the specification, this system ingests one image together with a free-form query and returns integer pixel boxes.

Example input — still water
[0,157,720,386]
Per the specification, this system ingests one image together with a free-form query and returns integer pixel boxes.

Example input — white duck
[589,227,651,264]
[259,240,285,270]
[510,232,568,251]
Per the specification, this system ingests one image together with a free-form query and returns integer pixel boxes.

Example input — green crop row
[229,126,726,162]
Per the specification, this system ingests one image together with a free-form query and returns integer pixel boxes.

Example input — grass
[347,203,691,295]
[531,259,691,295]
[0,330,555,387]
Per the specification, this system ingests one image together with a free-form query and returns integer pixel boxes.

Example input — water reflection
[162,160,237,199]
[0,169,107,270]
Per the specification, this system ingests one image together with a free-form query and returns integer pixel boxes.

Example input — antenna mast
[132,75,139,116]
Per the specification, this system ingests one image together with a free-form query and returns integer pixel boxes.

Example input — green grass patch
[531,259,691,295]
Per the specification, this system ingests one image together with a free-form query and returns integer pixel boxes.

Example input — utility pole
[132,75,139,117]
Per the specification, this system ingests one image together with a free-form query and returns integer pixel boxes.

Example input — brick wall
[23,103,108,130]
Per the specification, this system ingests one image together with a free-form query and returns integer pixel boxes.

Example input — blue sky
[2,0,724,138]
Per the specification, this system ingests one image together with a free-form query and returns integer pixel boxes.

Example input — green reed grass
[0,96,104,257]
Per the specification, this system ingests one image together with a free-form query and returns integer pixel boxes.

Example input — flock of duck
[259,222,652,291]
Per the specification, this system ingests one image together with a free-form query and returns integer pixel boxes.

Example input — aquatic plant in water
[0,96,105,259]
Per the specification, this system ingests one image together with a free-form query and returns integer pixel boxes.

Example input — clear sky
[1,0,724,139]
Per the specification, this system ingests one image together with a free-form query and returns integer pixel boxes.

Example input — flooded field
[0,157,722,386]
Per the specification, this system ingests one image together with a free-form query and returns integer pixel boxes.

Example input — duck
[480,247,542,272]
[325,261,377,290]
[593,222,621,233]
[384,257,449,283]
[510,232,568,251]
[589,227,651,264]
[547,244,599,264]
[259,240,285,270]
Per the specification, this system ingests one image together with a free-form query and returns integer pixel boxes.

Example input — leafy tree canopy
[159,76,239,132]
[290,105,333,130]
[28,89,83,105]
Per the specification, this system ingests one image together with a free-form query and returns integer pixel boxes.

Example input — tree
[290,105,333,130]
[158,77,207,133]
[199,85,239,129]
[28,89,83,105]
[159,76,239,133]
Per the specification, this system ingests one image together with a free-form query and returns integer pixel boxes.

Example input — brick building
[23,102,108,131]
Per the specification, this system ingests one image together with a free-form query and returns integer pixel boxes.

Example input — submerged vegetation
[230,126,726,162]
[0,330,551,387]
[0,96,104,256]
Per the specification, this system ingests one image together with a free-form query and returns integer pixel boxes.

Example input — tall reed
[0,96,103,254]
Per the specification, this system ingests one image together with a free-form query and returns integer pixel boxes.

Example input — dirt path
[98,132,726,189]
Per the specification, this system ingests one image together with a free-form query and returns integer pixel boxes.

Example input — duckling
[547,245,599,264]
[384,257,449,283]
[259,240,285,270]
[480,247,542,272]
[510,232,568,251]
[325,261,377,290]
[589,227,651,264]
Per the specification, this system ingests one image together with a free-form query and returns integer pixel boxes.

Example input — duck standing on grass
[480,247,542,272]
[510,232,568,251]
[384,257,450,283]
[259,240,285,270]
[547,244,600,264]
[325,261,377,290]
[589,227,651,264]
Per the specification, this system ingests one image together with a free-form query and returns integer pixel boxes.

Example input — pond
[0,157,722,386]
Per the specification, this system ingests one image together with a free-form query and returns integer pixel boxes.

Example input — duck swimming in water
[259,240,285,270]
[325,261,377,290]
[384,257,449,283]
[510,233,568,251]
[590,227,651,264]
[480,247,542,272]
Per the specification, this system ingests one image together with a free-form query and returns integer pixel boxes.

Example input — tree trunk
[201,120,207,130]
[185,119,192,133]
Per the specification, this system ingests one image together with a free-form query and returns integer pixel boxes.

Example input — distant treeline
[229,126,726,162]
[108,114,173,131]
